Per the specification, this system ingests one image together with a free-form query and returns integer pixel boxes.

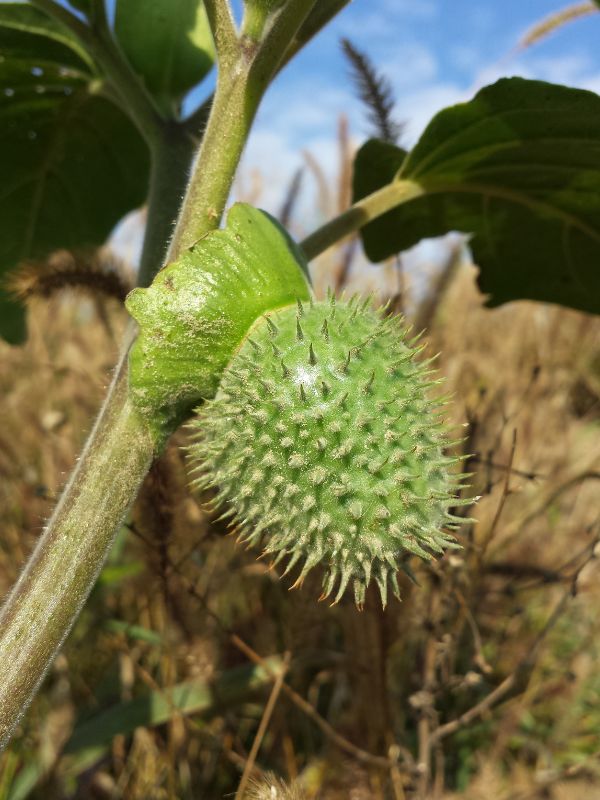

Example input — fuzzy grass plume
[188,296,467,607]
[7,248,132,303]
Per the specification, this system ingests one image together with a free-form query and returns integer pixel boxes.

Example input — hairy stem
[170,0,317,254]
[138,125,196,286]
[168,70,256,254]
[286,0,352,60]
[300,179,424,261]
[203,0,238,63]
[0,334,155,748]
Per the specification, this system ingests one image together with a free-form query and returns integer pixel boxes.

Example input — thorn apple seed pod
[187,296,467,608]
[125,203,311,443]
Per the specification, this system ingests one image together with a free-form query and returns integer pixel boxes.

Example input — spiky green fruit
[188,296,466,607]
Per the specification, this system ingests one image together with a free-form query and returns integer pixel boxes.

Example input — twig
[430,535,599,745]
[416,589,440,798]
[300,180,424,260]
[470,456,545,481]
[453,589,492,675]
[493,469,600,557]
[236,651,291,799]
[413,240,463,333]
[130,527,407,774]
[203,0,238,65]
[479,428,517,561]
[278,167,304,228]
[231,634,399,771]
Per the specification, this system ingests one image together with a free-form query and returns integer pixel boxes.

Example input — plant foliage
[0,3,149,343]
[114,0,215,113]
[353,77,600,316]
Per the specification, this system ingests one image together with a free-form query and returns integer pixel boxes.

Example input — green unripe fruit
[126,204,311,443]
[188,297,465,607]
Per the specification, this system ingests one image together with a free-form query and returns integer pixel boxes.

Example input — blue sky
[236,0,600,217]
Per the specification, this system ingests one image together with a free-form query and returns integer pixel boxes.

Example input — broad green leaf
[0,3,94,69]
[0,24,149,342]
[115,0,215,112]
[353,78,600,315]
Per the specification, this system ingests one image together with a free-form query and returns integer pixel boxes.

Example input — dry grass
[1,128,600,799]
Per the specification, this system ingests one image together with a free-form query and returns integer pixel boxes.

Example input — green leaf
[104,619,163,645]
[0,19,150,342]
[115,0,215,112]
[353,78,600,315]
[0,2,94,69]
[0,293,26,344]
[96,561,144,587]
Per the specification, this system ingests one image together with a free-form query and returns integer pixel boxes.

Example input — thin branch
[300,179,424,260]
[470,455,545,482]
[130,531,410,775]
[492,469,600,558]
[236,652,291,799]
[232,635,399,772]
[430,536,599,745]
[413,240,463,332]
[278,167,304,227]
[479,428,517,561]
[204,0,238,65]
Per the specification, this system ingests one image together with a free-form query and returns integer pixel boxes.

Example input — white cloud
[338,0,437,39]
[380,41,438,88]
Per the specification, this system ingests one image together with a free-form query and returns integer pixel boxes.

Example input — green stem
[170,0,317,255]
[0,334,156,749]
[0,122,190,748]
[168,72,257,254]
[300,179,424,261]
[138,125,196,286]
[285,0,352,61]
[203,0,238,65]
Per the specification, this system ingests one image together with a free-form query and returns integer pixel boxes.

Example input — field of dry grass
[1,122,600,798]
[1,245,599,799]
